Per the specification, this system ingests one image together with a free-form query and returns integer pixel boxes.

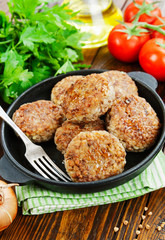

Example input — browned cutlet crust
[55,119,105,154]
[64,131,126,182]
[12,100,63,143]
[51,75,83,106]
[100,70,138,99]
[62,73,115,122]
[106,95,161,152]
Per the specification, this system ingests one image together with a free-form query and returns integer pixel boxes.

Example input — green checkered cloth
[16,151,165,215]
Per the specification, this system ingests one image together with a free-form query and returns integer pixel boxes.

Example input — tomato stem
[117,20,165,37]
[115,21,150,37]
[133,0,160,23]
[137,22,165,35]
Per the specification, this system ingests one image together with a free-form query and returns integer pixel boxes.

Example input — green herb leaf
[8,0,39,19]
[55,59,76,75]
[0,0,88,104]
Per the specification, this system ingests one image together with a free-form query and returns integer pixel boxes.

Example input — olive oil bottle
[63,0,123,48]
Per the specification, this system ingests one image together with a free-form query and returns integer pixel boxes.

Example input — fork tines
[36,156,71,182]
[25,148,71,182]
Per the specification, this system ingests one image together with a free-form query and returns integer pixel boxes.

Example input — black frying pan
[0,69,165,193]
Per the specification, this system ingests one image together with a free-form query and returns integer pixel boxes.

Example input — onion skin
[0,180,18,232]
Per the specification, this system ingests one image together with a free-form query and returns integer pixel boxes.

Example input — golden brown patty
[62,73,115,122]
[55,119,105,154]
[64,131,126,182]
[12,100,63,143]
[51,75,83,106]
[106,95,161,152]
[100,70,138,99]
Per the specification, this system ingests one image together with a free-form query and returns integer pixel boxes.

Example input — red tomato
[151,17,165,40]
[107,23,150,63]
[124,0,162,24]
[139,38,165,82]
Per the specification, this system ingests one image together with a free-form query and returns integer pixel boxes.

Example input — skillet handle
[0,155,34,184]
[128,71,158,91]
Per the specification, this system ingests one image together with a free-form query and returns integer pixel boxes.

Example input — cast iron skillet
[0,69,165,193]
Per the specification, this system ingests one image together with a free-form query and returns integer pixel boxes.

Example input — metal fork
[0,106,70,182]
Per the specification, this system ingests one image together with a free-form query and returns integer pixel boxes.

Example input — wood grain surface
[0,1,165,240]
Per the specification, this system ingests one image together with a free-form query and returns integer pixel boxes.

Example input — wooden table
[0,1,165,239]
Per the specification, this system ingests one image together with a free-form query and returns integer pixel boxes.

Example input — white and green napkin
[16,151,165,215]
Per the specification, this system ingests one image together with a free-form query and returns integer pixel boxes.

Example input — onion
[0,180,18,231]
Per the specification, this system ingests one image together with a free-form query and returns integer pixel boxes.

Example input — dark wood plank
[82,48,99,66]
[56,207,99,240]
[137,188,165,240]
[91,45,142,72]
[1,191,163,240]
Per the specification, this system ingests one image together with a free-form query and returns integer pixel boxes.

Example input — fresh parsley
[0,0,89,104]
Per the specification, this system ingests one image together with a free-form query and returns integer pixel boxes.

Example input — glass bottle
[63,0,123,48]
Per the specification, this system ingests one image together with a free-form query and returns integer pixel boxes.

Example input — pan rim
[1,69,165,188]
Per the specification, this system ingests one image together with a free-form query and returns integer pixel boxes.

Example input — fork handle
[0,106,31,145]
